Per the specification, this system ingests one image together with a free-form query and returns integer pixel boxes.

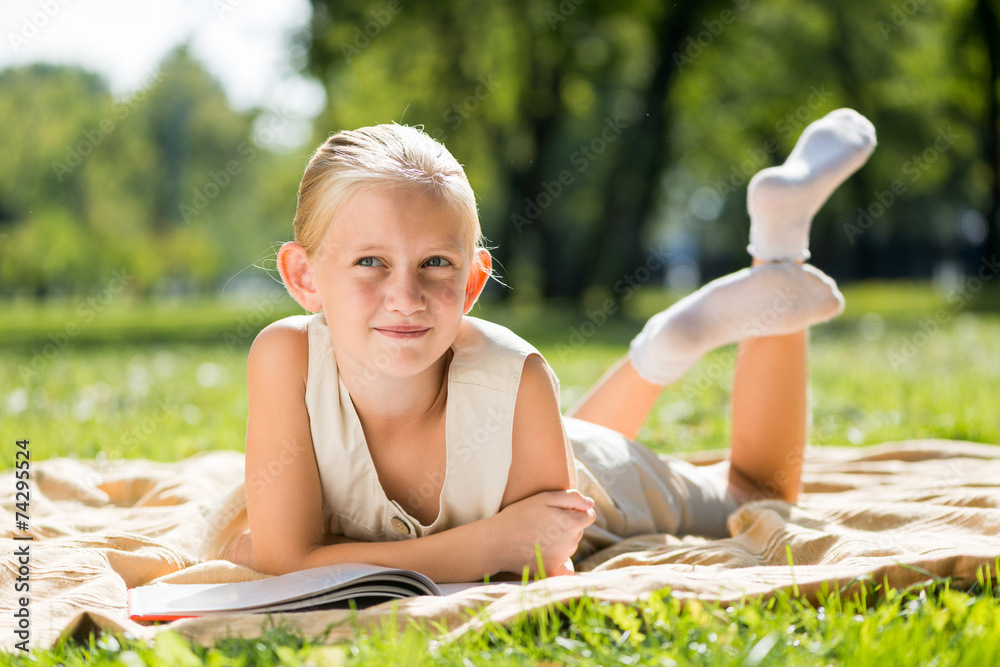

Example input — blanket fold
[3,440,1000,651]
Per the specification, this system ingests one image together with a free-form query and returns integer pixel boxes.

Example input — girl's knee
[725,461,799,506]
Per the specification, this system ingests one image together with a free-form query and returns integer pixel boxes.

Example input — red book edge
[127,587,201,622]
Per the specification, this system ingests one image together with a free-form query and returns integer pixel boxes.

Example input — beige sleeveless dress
[306,313,736,562]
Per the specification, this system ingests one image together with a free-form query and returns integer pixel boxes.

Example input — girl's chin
[355,343,451,377]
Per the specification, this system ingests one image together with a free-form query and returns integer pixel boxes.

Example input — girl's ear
[277,242,323,312]
[463,248,493,313]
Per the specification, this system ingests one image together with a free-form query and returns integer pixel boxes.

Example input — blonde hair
[293,124,485,261]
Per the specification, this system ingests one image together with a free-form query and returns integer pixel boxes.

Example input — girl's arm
[501,354,578,501]
[496,354,596,574]
[244,319,591,581]
[243,317,324,575]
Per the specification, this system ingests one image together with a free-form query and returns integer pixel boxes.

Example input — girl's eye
[357,257,384,267]
[425,257,452,267]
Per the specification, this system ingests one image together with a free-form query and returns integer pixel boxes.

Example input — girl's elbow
[254,542,317,575]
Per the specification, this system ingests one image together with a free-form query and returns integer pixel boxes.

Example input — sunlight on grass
[8,564,1000,666]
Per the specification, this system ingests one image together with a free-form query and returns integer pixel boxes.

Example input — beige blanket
[3,440,1000,651]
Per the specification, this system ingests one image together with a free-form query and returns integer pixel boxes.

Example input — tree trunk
[494,13,565,300]
[977,0,1000,264]
[576,2,724,299]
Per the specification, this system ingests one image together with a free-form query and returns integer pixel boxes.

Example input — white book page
[130,563,439,615]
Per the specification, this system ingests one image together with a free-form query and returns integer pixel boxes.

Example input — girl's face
[310,186,480,383]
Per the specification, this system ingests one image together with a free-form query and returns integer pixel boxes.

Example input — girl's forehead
[324,187,474,252]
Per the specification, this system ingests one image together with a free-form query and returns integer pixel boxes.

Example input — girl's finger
[544,489,595,510]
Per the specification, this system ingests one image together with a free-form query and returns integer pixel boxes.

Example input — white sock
[628,263,843,386]
[747,108,877,262]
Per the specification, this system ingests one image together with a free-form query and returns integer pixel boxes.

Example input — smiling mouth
[375,327,430,338]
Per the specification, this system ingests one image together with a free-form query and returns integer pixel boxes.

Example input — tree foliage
[0,49,301,298]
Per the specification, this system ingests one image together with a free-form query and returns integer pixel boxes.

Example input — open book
[128,563,493,620]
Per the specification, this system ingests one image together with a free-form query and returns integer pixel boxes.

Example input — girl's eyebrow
[349,243,465,255]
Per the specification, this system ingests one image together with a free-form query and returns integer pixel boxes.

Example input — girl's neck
[339,348,452,431]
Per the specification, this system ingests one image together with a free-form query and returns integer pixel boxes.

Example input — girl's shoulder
[453,316,548,391]
[248,314,315,369]
[457,315,539,355]
[252,314,313,344]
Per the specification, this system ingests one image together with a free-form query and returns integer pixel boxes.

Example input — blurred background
[4,0,1000,457]
[3,0,999,304]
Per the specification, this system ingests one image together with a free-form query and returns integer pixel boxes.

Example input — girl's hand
[491,489,596,578]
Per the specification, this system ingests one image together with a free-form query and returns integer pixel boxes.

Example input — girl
[217,109,876,582]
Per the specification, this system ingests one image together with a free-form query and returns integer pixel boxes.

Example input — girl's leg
[566,262,842,440]
[726,260,808,504]
[566,296,810,503]
[570,108,875,479]
[568,318,808,505]
[566,272,816,503]
[566,355,661,441]
[724,108,875,501]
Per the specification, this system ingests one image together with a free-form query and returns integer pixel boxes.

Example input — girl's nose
[384,270,426,314]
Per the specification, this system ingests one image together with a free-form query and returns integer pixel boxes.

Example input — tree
[968,0,1000,263]
[0,52,298,297]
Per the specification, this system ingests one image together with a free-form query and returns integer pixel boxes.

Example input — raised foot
[747,108,877,262]
[628,262,844,386]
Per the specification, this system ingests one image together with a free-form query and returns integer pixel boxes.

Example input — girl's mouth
[375,327,430,338]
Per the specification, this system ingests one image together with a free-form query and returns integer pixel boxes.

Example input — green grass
[3,281,1000,664]
[7,576,1000,666]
